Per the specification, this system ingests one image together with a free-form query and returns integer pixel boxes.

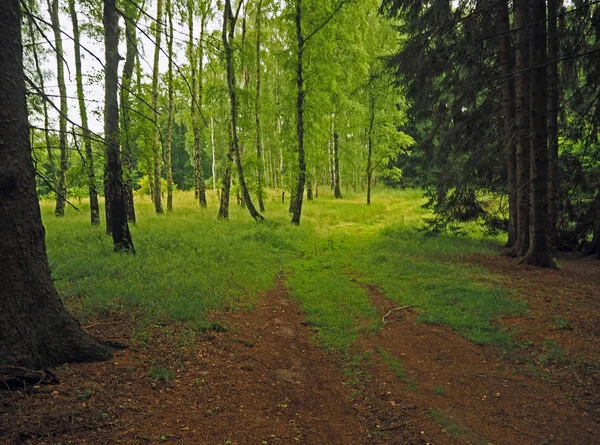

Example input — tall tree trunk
[499,0,517,247]
[547,0,560,247]
[366,95,375,205]
[211,116,217,190]
[522,0,554,267]
[507,0,531,257]
[197,13,208,206]
[104,0,135,253]
[121,0,138,224]
[221,0,263,222]
[218,122,235,219]
[188,0,207,207]
[585,194,600,258]
[27,6,55,187]
[0,0,112,368]
[69,0,100,226]
[291,0,306,225]
[165,0,174,212]
[333,130,342,199]
[151,0,164,214]
[255,0,266,212]
[48,0,69,217]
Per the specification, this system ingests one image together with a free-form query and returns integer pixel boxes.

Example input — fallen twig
[382,306,413,324]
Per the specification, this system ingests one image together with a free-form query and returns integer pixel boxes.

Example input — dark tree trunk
[222,0,263,222]
[499,0,517,247]
[547,0,560,246]
[521,0,554,267]
[507,0,531,257]
[0,0,112,368]
[104,0,135,253]
[48,0,69,217]
[291,0,306,225]
[121,0,138,224]
[307,181,313,200]
[151,0,164,215]
[69,0,100,226]
[333,131,343,199]
[585,195,600,258]
[255,0,266,212]
[366,94,375,205]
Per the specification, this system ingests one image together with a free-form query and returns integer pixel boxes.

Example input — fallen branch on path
[382,306,413,324]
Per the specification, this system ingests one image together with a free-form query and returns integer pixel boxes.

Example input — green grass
[43,191,303,324]
[377,347,406,380]
[42,187,523,352]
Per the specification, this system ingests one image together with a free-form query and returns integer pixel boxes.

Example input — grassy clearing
[43,191,303,325]
[42,187,522,352]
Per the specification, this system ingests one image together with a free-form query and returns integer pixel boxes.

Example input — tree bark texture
[104,0,135,253]
[0,0,112,368]
[197,14,208,206]
[291,0,306,225]
[121,0,138,224]
[165,0,174,212]
[222,0,263,222]
[366,95,375,205]
[507,0,531,257]
[48,0,69,217]
[188,0,207,207]
[69,0,100,226]
[521,0,554,267]
[255,0,266,212]
[151,0,164,214]
[499,0,517,247]
[333,130,343,199]
[547,0,560,246]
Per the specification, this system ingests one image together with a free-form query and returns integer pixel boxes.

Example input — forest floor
[1,191,599,444]
[2,254,599,445]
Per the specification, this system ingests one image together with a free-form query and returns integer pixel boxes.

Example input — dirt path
[2,256,599,445]
[2,281,378,445]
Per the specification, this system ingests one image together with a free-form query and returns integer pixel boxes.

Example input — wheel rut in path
[352,280,599,444]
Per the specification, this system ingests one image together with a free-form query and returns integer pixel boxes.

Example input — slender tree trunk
[499,0,517,247]
[547,0,560,246]
[188,1,207,207]
[507,0,531,257]
[585,194,600,258]
[221,0,263,222]
[165,0,174,212]
[255,0,266,212]
[197,14,207,206]
[48,0,68,217]
[333,130,343,199]
[218,117,235,220]
[27,7,55,187]
[522,0,554,267]
[151,0,164,214]
[366,95,375,205]
[121,0,138,223]
[69,0,99,226]
[104,0,135,253]
[0,0,112,368]
[211,116,217,190]
[291,0,306,225]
